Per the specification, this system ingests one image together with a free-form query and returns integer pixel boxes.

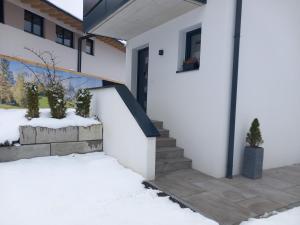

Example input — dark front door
[137,47,149,111]
[0,0,4,23]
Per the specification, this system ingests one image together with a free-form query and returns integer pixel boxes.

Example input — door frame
[136,46,149,111]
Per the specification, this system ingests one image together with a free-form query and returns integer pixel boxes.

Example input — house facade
[85,0,300,179]
[0,0,126,83]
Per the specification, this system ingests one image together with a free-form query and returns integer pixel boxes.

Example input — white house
[84,0,300,179]
[0,0,126,83]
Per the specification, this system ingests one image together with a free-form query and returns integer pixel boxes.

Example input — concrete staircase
[152,120,192,175]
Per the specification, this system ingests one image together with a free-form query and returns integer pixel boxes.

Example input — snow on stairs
[152,120,192,175]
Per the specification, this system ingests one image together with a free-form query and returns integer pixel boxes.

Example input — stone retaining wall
[0,124,103,162]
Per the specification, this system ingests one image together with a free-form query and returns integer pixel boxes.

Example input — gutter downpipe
[77,33,96,72]
[226,0,243,179]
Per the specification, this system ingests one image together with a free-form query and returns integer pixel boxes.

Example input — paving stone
[36,126,78,143]
[152,165,300,225]
[224,175,295,191]
[286,186,300,198]
[256,176,296,190]
[231,182,299,205]
[264,167,300,185]
[237,197,285,215]
[194,179,257,202]
[19,126,36,145]
[78,124,102,141]
[0,144,50,162]
[220,176,252,186]
[153,178,205,198]
[287,164,300,173]
[156,169,213,183]
[184,192,254,225]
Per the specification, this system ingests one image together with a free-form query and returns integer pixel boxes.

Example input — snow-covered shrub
[46,82,66,119]
[75,88,92,118]
[0,140,11,147]
[25,82,39,118]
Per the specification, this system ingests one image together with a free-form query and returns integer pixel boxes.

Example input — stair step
[152,120,163,129]
[158,128,169,137]
[156,147,184,159]
[156,157,192,174]
[156,137,176,147]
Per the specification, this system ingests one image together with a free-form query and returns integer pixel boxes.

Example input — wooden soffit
[19,0,125,52]
[20,0,82,31]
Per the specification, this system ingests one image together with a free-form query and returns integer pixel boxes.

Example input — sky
[48,0,83,20]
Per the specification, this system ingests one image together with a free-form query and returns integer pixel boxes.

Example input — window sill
[176,68,199,74]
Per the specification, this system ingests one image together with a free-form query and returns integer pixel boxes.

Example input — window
[85,39,94,55]
[24,10,44,37]
[56,25,74,48]
[181,28,201,71]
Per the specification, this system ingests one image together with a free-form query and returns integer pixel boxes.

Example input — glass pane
[64,30,73,47]
[86,45,91,54]
[24,12,32,32]
[33,24,41,36]
[33,16,42,26]
[85,40,93,54]
[190,33,201,61]
[64,39,71,47]
[33,16,42,36]
[56,26,64,44]
[24,21,32,32]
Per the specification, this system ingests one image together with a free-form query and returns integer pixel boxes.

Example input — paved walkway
[149,164,300,225]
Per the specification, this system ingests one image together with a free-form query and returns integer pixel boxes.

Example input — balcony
[84,0,207,40]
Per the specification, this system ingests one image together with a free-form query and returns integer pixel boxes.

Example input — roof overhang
[84,0,207,40]
[20,0,83,30]
[18,0,125,52]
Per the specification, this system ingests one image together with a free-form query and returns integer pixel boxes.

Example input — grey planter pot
[242,147,264,179]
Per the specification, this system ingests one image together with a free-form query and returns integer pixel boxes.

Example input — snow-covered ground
[0,153,217,225]
[240,207,300,225]
[0,109,100,144]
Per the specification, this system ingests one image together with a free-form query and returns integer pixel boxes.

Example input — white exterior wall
[81,42,126,82]
[90,88,156,180]
[1,0,125,83]
[126,0,236,178]
[233,0,300,174]
[125,0,300,178]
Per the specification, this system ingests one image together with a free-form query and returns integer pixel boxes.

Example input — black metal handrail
[89,84,160,138]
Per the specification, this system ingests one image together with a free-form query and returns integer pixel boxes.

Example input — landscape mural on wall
[0,57,104,109]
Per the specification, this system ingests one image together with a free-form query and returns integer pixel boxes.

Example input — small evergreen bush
[0,140,11,147]
[246,118,264,147]
[46,82,66,119]
[75,88,92,117]
[25,82,39,118]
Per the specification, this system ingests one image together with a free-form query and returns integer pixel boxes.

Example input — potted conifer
[242,118,264,179]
